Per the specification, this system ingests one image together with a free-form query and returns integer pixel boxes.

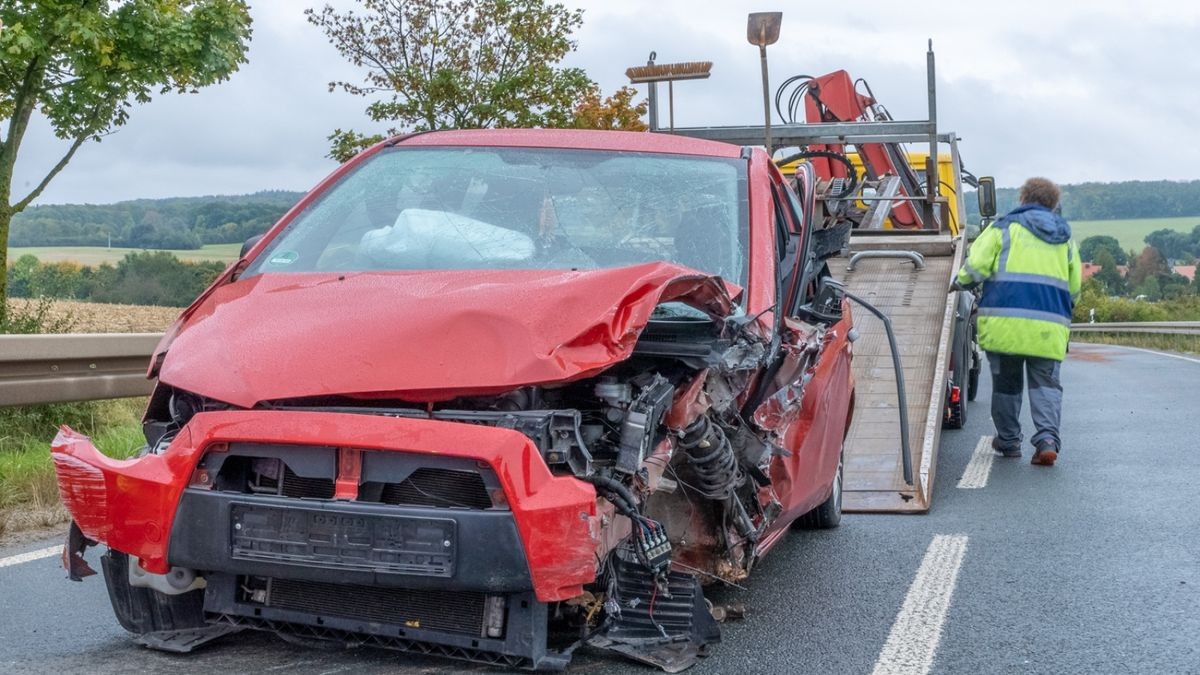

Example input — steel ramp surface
[832,236,962,512]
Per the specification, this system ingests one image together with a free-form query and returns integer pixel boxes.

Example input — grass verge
[0,398,146,539]
[1073,332,1200,355]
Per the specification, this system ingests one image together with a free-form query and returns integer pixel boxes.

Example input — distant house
[1076,263,1191,283]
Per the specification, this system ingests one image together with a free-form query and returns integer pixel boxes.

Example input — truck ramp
[833,235,963,513]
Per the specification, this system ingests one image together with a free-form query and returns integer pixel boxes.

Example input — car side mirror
[977,176,997,219]
[798,276,846,325]
[240,234,264,258]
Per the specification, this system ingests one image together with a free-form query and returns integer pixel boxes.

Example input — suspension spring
[678,416,744,500]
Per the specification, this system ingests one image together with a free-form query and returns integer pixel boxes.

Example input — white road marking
[1099,343,1200,366]
[957,436,995,489]
[1075,341,1200,362]
[0,545,61,569]
[871,534,969,675]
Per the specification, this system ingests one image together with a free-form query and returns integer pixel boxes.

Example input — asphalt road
[2,342,1197,674]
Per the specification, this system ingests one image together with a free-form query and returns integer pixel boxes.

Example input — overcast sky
[13,0,1200,205]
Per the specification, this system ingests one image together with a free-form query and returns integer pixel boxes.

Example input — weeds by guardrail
[1069,322,1200,354]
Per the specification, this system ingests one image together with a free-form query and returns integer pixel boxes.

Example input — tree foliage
[1078,235,1128,265]
[0,0,253,312]
[571,85,648,131]
[1129,246,1170,287]
[966,181,1200,223]
[10,190,300,248]
[1144,228,1195,261]
[1091,249,1126,295]
[9,251,226,307]
[308,0,592,162]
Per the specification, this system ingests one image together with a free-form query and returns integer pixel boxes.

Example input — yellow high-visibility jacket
[957,204,1081,361]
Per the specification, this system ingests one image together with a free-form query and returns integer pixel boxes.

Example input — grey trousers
[987,352,1063,451]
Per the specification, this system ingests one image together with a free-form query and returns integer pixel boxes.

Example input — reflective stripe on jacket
[957,205,1081,361]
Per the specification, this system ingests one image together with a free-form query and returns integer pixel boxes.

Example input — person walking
[954,177,1081,466]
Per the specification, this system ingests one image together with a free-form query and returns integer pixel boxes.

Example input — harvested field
[7,298,178,333]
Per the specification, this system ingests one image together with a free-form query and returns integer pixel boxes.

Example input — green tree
[1128,246,1170,287]
[0,0,252,316]
[1145,228,1192,261]
[1092,249,1125,295]
[1133,275,1162,301]
[1078,235,1128,265]
[307,0,593,161]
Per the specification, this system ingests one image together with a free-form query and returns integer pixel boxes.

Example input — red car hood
[158,262,738,408]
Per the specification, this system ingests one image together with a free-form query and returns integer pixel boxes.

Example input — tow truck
[671,42,996,511]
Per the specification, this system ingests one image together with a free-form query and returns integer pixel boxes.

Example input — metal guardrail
[1071,322,1200,336]
[0,333,162,407]
[0,323,1196,408]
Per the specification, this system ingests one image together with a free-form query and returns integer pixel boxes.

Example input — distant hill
[965,180,1200,223]
[10,190,305,250]
[11,179,1200,253]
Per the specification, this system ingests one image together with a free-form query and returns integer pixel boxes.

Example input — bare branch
[12,133,88,212]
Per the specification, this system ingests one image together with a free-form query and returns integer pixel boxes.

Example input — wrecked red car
[52,129,855,671]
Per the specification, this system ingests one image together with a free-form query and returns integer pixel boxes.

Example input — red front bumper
[51,410,598,602]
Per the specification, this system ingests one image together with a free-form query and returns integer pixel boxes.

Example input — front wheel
[795,449,843,529]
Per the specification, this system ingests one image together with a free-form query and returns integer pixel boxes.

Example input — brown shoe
[1031,445,1058,466]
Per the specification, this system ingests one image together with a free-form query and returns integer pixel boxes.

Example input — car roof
[393,128,744,159]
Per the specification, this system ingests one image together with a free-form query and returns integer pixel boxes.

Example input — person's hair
[1019,177,1060,209]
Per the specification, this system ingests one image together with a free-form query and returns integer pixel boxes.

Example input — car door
[758,164,856,529]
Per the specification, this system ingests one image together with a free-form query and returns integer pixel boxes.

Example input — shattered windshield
[245,147,749,286]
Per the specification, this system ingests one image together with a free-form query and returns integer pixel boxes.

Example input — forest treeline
[10,191,303,249]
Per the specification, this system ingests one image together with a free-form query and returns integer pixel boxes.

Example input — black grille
[268,578,485,636]
[280,466,334,499]
[208,614,530,669]
[606,556,706,640]
[378,468,492,510]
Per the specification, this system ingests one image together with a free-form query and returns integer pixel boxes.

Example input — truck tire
[943,292,971,429]
[795,448,843,529]
[944,351,969,429]
[967,363,981,402]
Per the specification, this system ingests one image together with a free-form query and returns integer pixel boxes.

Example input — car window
[245,147,750,287]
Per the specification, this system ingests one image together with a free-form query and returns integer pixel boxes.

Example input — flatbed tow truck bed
[834,233,964,512]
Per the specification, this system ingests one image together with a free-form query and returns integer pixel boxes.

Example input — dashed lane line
[0,545,61,569]
[870,534,969,675]
[956,436,995,489]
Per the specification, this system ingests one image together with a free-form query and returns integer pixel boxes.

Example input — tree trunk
[0,207,10,322]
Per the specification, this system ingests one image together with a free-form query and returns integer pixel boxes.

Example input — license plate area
[230,503,456,577]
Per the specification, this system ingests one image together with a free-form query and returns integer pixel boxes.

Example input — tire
[944,352,969,429]
[795,448,843,529]
[943,295,971,430]
[967,364,981,402]
[100,550,206,635]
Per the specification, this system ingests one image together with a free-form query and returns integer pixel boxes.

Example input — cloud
[11,0,1200,204]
